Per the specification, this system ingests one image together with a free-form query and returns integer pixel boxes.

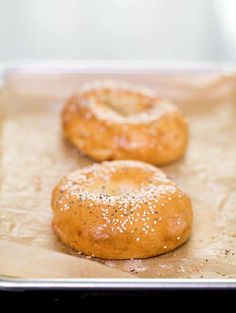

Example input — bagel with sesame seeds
[51,160,192,259]
[62,82,188,165]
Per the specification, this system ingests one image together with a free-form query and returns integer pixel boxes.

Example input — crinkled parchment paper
[0,71,236,278]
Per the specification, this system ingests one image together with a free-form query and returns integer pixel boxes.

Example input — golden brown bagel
[51,160,192,259]
[62,82,188,165]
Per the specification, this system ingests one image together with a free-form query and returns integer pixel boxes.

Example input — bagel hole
[87,167,152,196]
[97,89,153,117]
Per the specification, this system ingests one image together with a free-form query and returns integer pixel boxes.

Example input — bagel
[51,160,192,259]
[62,82,188,165]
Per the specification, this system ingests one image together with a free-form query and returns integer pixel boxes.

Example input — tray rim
[1,278,236,290]
[0,60,236,290]
[1,59,236,74]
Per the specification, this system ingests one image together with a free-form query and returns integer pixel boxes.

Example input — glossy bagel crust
[62,83,188,165]
[51,160,193,259]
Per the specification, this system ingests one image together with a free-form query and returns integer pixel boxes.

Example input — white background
[0,0,236,61]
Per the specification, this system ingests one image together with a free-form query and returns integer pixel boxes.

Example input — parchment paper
[0,70,236,278]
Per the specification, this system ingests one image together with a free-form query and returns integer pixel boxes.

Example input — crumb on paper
[33,176,42,191]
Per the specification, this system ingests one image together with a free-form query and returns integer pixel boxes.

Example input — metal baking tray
[0,60,236,291]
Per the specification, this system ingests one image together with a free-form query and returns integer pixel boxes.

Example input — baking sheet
[0,69,236,279]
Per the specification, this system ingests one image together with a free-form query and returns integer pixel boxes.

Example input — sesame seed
[163,245,167,249]
[136,237,140,241]
[177,236,180,240]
